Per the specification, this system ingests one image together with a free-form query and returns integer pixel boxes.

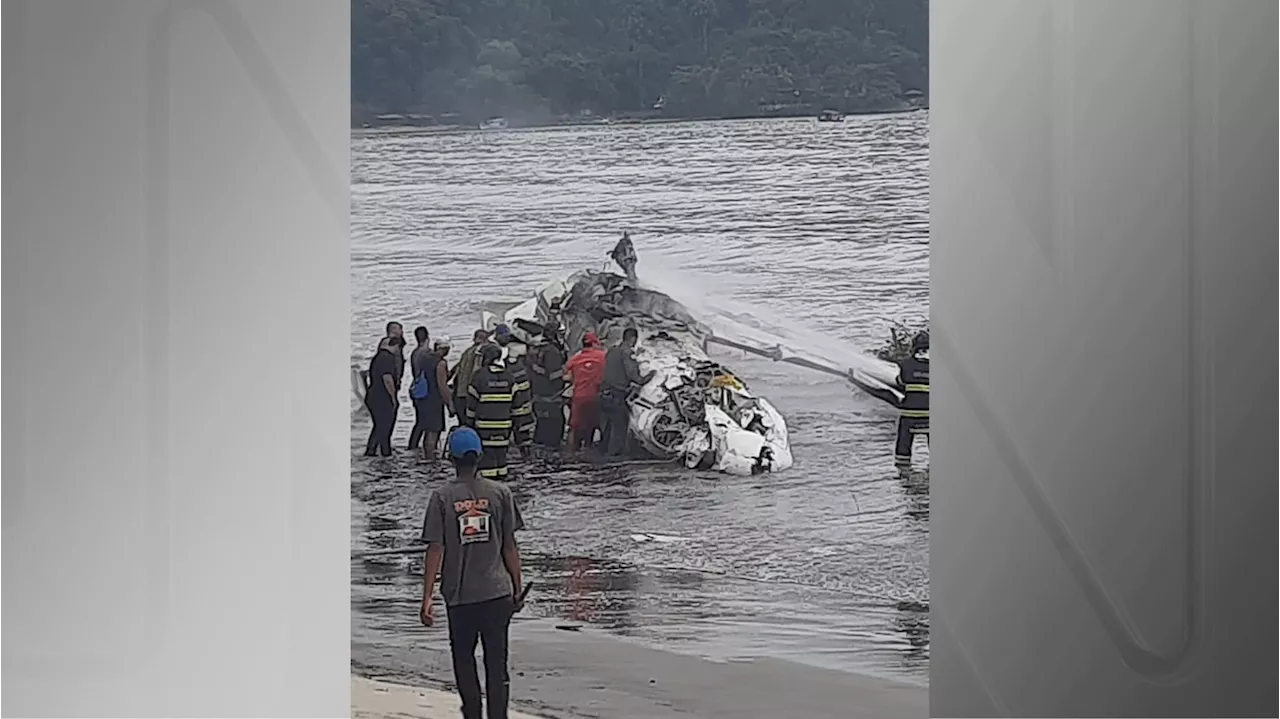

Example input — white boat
[478,117,509,131]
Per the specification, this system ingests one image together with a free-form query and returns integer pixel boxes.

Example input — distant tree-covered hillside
[352,0,928,125]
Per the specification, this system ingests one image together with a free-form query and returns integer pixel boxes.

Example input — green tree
[351,0,928,124]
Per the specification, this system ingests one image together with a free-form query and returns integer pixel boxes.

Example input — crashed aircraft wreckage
[479,234,907,476]
[351,234,908,476]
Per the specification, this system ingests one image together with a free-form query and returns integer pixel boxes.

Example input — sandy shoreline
[353,676,546,719]
[353,619,928,719]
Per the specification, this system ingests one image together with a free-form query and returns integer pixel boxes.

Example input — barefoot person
[420,428,526,719]
[407,326,433,451]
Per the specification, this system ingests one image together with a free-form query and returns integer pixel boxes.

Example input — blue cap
[494,324,512,338]
[448,427,483,458]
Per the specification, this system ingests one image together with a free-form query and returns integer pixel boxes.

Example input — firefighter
[464,344,518,481]
[491,325,538,461]
[894,331,930,474]
[504,341,536,460]
[528,323,567,453]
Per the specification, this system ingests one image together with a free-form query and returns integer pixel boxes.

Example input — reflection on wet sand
[351,445,931,682]
[899,473,930,524]
[894,601,930,669]
[524,555,641,628]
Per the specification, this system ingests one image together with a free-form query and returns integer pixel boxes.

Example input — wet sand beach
[353,620,927,719]
[352,677,546,719]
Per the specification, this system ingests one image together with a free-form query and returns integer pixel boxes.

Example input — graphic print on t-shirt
[454,498,492,545]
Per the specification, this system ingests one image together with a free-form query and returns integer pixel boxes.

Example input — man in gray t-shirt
[420,427,525,719]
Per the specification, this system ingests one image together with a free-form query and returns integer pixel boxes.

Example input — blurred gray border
[4,0,1276,717]
[0,0,27,527]
[3,1,350,716]
[932,1,1276,717]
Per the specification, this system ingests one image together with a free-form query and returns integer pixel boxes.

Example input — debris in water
[482,236,796,476]
[629,533,691,544]
[874,319,930,364]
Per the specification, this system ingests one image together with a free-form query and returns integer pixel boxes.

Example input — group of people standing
[361,321,459,459]
[361,318,653,478]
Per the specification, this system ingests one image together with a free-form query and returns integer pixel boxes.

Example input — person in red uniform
[563,332,608,454]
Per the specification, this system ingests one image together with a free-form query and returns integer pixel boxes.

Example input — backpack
[409,354,435,400]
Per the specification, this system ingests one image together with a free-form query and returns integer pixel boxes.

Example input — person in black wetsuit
[364,336,405,457]
[893,331,930,474]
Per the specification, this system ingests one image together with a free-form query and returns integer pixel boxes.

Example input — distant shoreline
[350,105,928,137]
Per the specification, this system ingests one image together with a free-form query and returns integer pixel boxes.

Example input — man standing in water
[385,321,407,387]
[528,323,567,455]
[494,326,535,460]
[893,331,930,475]
[407,326,433,451]
[564,332,607,454]
[449,329,491,405]
[505,342,536,460]
[363,336,405,457]
[384,321,408,440]
[409,332,454,460]
[599,327,653,457]
[464,344,519,481]
[420,427,526,719]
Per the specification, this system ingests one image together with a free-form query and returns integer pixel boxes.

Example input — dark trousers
[386,397,400,446]
[364,401,395,456]
[446,597,514,719]
[408,396,445,449]
[479,445,510,481]
[599,392,629,457]
[533,399,564,448]
[894,416,929,469]
[408,397,427,449]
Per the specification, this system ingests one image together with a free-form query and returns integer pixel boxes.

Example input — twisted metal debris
[552,268,790,473]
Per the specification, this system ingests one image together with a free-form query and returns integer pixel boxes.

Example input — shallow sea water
[351,112,930,684]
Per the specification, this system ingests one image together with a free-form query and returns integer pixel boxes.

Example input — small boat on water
[478,117,509,131]
[817,109,846,122]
